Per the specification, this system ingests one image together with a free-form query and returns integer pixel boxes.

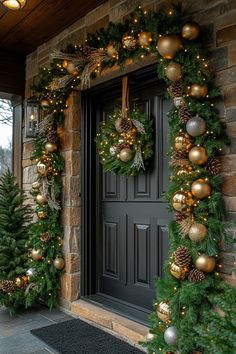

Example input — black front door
[82,65,172,322]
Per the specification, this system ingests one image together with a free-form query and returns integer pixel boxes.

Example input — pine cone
[116,142,130,153]
[171,150,188,159]
[179,106,192,124]
[47,129,58,144]
[119,118,132,133]
[168,80,183,97]
[0,280,16,293]
[206,157,221,175]
[174,246,191,267]
[188,268,205,283]
[40,231,51,243]
[175,212,186,224]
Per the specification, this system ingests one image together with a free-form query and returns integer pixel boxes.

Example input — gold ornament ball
[15,277,24,287]
[176,165,193,177]
[37,161,47,176]
[40,99,50,110]
[182,22,200,40]
[189,84,208,99]
[32,181,41,190]
[172,190,194,213]
[157,34,182,59]
[36,194,47,206]
[165,62,182,81]
[138,31,152,48]
[146,332,155,342]
[156,300,171,323]
[189,223,208,242]
[191,179,211,199]
[188,146,208,166]
[37,211,48,220]
[106,44,118,58]
[195,254,216,273]
[174,131,193,153]
[122,33,136,49]
[31,249,43,261]
[53,257,65,270]
[169,262,189,280]
[45,142,58,153]
[119,148,132,162]
[66,62,79,76]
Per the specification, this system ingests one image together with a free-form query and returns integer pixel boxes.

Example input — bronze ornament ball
[165,62,182,81]
[172,190,194,213]
[174,131,193,153]
[188,146,208,165]
[186,116,206,137]
[40,99,50,110]
[119,148,132,162]
[191,179,211,199]
[122,33,136,49]
[188,223,208,242]
[37,211,48,220]
[189,84,208,99]
[31,248,43,261]
[182,22,200,40]
[169,262,189,280]
[106,44,118,58]
[156,300,171,323]
[195,254,216,273]
[157,34,182,59]
[53,257,65,270]
[138,31,152,48]
[45,142,58,153]
[36,194,47,206]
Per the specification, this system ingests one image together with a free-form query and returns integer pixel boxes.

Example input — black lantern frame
[25,97,41,138]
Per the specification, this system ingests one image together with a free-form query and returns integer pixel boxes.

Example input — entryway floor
[0,305,72,354]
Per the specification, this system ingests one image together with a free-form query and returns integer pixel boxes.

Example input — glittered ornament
[174,131,193,153]
[165,62,182,81]
[109,146,117,156]
[189,146,208,166]
[191,179,211,199]
[174,246,192,267]
[36,194,47,206]
[157,34,182,59]
[40,99,50,110]
[206,157,221,175]
[164,326,178,346]
[173,96,185,108]
[186,116,206,137]
[172,190,194,214]
[15,276,29,288]
[138,31,152,48]
[45,142,58,153]
[188,268,205,283]
[119,148,132,162]
[179,106,193,124]
[188,223,207,242]
[36,161,48,176]
[195,254,216,273]
[53,257,65,270]
[189,84,208,99]
[169,262,189,280]
[37,211,48,220]
[26,268,36,277]
[31,248,43,261]
[156,301,171,323]
[122,33,136,49]
[176,165,193,177]
[106,44,118,58]
[182,22,200,40]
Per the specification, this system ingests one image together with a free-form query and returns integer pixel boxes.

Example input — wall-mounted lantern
[25,97,40,138]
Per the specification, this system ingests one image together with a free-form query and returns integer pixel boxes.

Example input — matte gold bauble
[40,99,50,110]
[66,62,79,76]
[165,62,182,81]
[188,146,208,165]
[176,165,193,177]
[31,248,43,261]
[191,179,211,199]
[32,181,41,190]
[174,131,193,153]
[195,254,216,273]
[189,84,208,99]
[188,223,208,242]
[172,190,194,213]
[45,142,58,153]
[119,148,132,162]
[138,31,152,48]
[182,22,200,40]
[157,34,182,59]
[156,300,171,323]
[122,33,136,49]
[106,44,118,58]
[37,162,47,176]
[36,194,47,206]
[169,262,189,280]
[53,257,65,270]
[37,211,48,220]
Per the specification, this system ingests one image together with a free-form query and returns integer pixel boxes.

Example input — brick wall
[23,0,236,309]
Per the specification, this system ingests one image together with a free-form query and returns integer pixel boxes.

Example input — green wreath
[95,108,153,176]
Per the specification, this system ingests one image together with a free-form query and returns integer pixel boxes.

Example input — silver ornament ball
[186,116,206,137]
[164,326,178,346]
[26,268,36,277]
[173,97,184,108]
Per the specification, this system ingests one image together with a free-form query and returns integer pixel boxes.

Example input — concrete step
[70,299,149,350]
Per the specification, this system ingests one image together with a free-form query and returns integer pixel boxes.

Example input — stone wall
[23,0,236,310]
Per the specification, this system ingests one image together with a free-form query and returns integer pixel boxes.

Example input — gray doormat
[31,318,144,354]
